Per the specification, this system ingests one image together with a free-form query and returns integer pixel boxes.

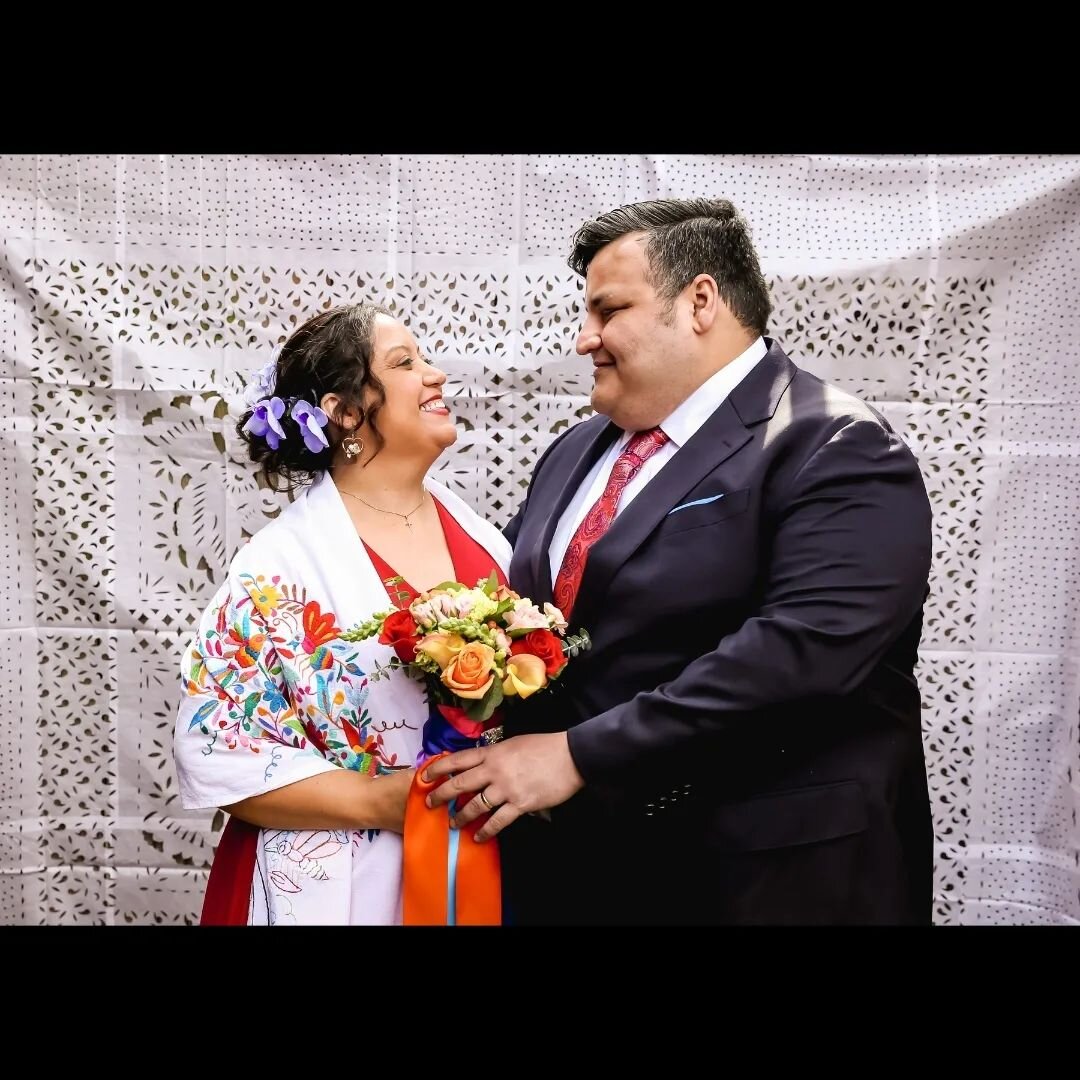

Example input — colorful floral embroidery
[184,574,398,775]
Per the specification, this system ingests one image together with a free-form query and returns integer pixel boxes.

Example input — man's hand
[423,733,585,841]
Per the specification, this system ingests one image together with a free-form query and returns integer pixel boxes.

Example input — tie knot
[625,426,669,461]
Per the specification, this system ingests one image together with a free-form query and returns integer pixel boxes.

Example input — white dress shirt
[548,337,768,585]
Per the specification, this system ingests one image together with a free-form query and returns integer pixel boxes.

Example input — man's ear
[687,273,720,334]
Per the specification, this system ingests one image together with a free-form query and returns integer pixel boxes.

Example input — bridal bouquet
[342,571,589,734]
[341,571,589,926]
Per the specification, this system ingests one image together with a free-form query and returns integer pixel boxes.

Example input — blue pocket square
[667,493,725,516]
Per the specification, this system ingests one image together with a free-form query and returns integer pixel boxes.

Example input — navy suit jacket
[501,339,934,925]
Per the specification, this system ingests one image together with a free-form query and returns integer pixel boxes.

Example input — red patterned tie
[553,426,670,620]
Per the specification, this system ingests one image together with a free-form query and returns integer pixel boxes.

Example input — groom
[427,197,935,925]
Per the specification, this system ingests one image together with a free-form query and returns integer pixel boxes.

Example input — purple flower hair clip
[244,345,282,408]
[243,397,287,449]
[291,399,330,454]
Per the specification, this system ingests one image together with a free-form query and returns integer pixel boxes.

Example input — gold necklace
[339,486,427,528]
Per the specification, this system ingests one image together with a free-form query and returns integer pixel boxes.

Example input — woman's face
[363,314,456,459]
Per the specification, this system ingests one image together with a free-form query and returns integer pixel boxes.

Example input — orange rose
[442,641,497,700]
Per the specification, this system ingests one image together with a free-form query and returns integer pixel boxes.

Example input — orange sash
[402,751,501,925]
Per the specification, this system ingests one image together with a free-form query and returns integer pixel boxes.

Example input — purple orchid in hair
[291,399,330,454]
[243,397,287,449]
[243,346,282,407]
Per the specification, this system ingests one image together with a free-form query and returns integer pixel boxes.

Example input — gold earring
[342,432,364,461]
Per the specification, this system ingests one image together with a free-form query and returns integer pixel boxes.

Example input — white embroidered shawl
[174,472,511,925]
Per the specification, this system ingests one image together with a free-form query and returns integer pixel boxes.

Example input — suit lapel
[729,339,797,426]
[569,344,797,628]
[524,418,621,607]
[569,398,751,628]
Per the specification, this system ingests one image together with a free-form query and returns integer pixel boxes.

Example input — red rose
[510,629,566,678]
[379,609,421,662]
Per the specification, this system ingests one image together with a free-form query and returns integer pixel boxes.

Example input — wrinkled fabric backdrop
[0,154,1077,925]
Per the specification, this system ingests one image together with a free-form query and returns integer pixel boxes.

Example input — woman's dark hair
[237,302,395,492]
[567,197,771,337]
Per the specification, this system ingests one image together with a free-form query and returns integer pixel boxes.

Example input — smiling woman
[173,302,512,926]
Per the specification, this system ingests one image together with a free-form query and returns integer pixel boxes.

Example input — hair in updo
[237,302,394,492]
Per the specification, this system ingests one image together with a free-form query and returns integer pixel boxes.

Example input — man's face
[575,232,693,432]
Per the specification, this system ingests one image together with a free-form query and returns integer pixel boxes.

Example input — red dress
[201,496,507,925]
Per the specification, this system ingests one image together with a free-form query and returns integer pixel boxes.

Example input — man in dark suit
[426,197,934,925]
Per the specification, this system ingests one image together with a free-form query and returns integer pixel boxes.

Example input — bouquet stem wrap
[402,705,501,925]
